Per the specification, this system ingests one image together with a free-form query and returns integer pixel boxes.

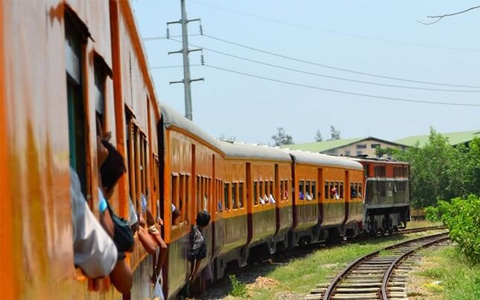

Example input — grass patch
[408,220,443,228]
[229,274,247,298]
[378,249,395,256]
[244,231,436,299]
[412,246,480,300]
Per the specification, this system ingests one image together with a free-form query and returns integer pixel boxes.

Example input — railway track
[306,232,450,300]
[396,225,444,235]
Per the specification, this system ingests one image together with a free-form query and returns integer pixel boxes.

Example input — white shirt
[71,169,117,278]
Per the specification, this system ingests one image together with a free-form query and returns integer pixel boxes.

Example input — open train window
[65,15,88,196]
[224,183,230,211]
[179,174,185,222]
[264,181,269,198]
[305,181,311,200]
[239,182,244,208]
[171,174,179,226]
[340,182,344,199]
[359,183,363,198]
[312,181,317,200]
[270,181,274,196]
[299,180,305,200]
[232,183,237,209]
[253,181,258,205]
[325,181,329,200]
[259,181,264,202]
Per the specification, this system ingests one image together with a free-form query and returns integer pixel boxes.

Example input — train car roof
[159,103,222,152]
[218,141,292,162]
[348,157,408,165]
[283,150,363,170]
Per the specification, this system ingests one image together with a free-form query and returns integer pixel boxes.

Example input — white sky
[131,0,480,145]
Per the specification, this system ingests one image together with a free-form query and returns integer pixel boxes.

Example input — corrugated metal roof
[281,137,366,152]
[395,130,480,147]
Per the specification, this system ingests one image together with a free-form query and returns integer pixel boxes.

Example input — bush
[229,274,247,297]
[425,206,440,222]
[439,195,480,264]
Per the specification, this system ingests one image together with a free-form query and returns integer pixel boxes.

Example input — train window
[264,181,269,198]
[305,181,311,200]
[171,174,179,226]
[94,63,106,131]
[185,175,190,222]
[258,181,264,199]
[351,183,357,198]
[325,181,329,200]
[253,181,258,205]
[358,183,363,198]
[196,176,201,212]
[207,178,212,211]
[393,167,407,178]
[239,182,244,208]
[312,181,317,200]
[232,183,237,209]
[65,18,88,196]
[224,183,230,211]
[270,181,274,196]
[179,174,185,222]
[299,180,305,200]
[330,182,336,199]
[340,182,344,199]
[375,166,386,177]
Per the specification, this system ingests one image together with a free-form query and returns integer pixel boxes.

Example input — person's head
[100,140,126,197]
[196,211,211,228]
[172,204,181,225]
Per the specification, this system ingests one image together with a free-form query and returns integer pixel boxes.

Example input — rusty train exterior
[0,1,410,300]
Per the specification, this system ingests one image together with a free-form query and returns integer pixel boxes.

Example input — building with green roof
[282,137,408,158]
[395,130,480,147]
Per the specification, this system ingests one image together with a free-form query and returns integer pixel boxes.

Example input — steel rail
[381,233,450,300]
[322,232,448,300]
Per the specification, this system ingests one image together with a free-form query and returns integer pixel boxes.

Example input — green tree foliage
[434,196,480,264]
[393,128,480,208]
[272,127,293,146]
[330,125,341,140]
[314,129,323,142]
[375,147,395,158]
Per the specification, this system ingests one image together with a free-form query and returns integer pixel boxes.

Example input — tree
[419,5,480,25]
[314,130,323,142]
[375,147,395,158]
[330,126,341,140]
[272,127,293,146]
[393,127,478,208]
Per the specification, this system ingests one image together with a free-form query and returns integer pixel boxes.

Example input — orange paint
[0,3,17,300]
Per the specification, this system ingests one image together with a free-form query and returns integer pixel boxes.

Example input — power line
[204,64,480,107]
[190,0,480,52]
[202,34,480,89]
[170,38,479,93]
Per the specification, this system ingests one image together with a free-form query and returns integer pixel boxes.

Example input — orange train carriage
[0,1,410,300]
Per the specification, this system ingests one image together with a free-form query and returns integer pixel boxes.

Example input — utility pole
[167,0,203,121]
